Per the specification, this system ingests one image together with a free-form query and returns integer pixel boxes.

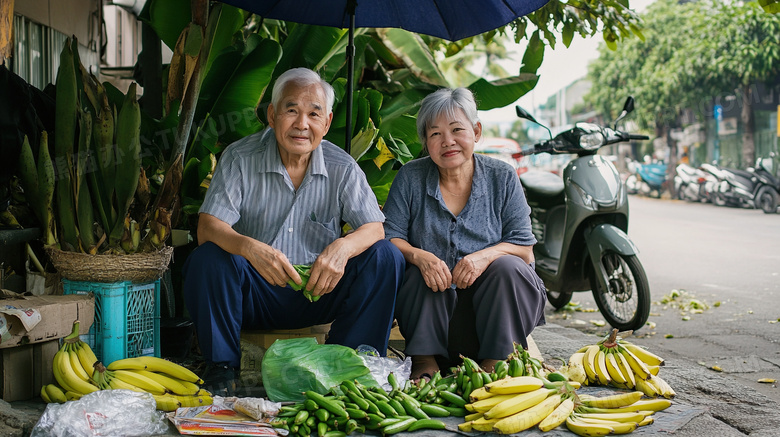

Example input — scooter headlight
[571,181,595,209]
[580,132,605,150]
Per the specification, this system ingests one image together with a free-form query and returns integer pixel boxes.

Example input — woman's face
[425,108,482,170]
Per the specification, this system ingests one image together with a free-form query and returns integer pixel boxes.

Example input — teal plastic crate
[62,279,161,364]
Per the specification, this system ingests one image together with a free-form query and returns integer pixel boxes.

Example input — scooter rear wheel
[589,252,650,332]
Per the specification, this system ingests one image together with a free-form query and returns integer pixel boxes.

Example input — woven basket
[46,246,174,283]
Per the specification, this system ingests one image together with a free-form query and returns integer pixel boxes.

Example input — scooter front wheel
[589,252,650,331]
[756,186,779,214]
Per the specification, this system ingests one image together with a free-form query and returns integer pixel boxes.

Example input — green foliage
[586,0,780,131]
[759,0,780,14]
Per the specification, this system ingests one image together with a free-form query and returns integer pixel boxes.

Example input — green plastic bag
[261,337,379,402]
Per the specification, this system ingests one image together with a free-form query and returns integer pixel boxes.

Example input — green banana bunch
[272,380,450,437]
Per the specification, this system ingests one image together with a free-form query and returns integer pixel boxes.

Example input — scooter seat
[520,170,565,197]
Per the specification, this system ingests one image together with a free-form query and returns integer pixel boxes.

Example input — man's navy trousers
[183,240,404,368]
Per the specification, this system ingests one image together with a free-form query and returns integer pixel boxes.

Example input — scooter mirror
[622,96,635,114]
[516,105,552,139]
[613,96,636,129]
[515,105,538,124]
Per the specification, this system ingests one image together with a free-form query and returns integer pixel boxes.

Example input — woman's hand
[452,253,490,289]
[415,251,453,292]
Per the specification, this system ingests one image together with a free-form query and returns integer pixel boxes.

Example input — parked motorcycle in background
[625,159,667,198]
[674,163,717,203]
[699,157,779,213]
[516,97,651,331]
[749,156,779,213]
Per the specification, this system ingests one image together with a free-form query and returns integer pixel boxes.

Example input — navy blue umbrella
[220,0,550,153]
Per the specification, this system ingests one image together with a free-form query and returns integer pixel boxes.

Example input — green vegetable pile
[288,265,318,302]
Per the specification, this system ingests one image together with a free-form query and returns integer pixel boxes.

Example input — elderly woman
[383,87,547,380]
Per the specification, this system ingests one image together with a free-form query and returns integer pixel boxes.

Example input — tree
[586,0,780,170]
[697,2,780,166]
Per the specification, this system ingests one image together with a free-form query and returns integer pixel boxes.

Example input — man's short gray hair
[272,68,335,114]
[416,87,479,148]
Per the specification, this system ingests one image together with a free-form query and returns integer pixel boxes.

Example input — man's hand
[414,251,452,292]
[307,238,350,296]
[246,240,299,287]
[452,253,490,289]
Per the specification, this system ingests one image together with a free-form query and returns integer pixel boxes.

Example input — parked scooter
[516,97,651,331]
[674,163,717,203]
[625,160,666,198]
[701,158,779,213]
[752,155,780,213]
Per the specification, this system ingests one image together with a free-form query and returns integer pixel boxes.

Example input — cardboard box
[240,324,330,350]
[1,339,58,401]
[0,294,94,348]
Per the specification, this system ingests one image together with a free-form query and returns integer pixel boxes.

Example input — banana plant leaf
[219,0,549,153]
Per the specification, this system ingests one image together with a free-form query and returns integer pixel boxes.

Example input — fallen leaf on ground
[757,378,776,384]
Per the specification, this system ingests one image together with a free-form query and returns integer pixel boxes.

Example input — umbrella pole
[345,1,356,156]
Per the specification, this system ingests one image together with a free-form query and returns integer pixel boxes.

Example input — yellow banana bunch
[565,394,672,436]
[492,393,562,434]
[106,356,204,385]
[484,376,545,395]
[85,356,209,411]
[40,384,68,404]
[52,322,100,399]
[92,360,211,411]
[571,328,670,395]
[635,374,677,398]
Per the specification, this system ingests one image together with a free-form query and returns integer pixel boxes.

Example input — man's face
[268,81,333,157]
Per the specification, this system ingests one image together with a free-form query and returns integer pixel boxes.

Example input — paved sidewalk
[5,323,780,436]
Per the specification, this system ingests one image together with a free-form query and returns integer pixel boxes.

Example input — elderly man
[183,68,404,395]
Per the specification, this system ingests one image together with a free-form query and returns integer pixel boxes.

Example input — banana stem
[26,244,45,274]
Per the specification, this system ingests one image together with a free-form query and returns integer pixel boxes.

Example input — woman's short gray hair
[416,87,479,148]
[271,68,335,114]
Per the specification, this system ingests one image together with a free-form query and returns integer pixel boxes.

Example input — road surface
[542,195,780,403]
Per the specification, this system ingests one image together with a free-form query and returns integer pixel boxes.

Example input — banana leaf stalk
[36,132,57,246]
[53,37,80,251]
[108,83,141,250]
[85,76,116,239]
[76,109,97,253]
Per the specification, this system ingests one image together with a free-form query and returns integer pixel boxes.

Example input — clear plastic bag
[31,389,170,437]
[357,345,412,391]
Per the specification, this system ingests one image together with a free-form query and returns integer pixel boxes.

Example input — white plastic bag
[357,345,412,391]
[31,389,169,437]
